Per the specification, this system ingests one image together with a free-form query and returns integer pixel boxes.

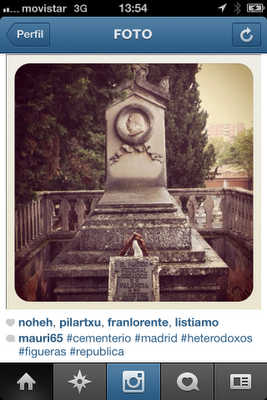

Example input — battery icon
[247,3,265,12]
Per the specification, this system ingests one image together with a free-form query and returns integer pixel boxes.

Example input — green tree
[15,64,132,204]
[147,64,215,187]
[208,137,230,167]
[220,128,253,189]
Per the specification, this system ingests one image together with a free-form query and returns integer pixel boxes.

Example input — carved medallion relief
[110,103,163,165]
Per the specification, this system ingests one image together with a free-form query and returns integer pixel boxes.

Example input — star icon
[68,369,92,394]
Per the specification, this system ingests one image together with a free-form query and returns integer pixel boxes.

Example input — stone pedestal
[80,207,191,252]
[45,226,228,302]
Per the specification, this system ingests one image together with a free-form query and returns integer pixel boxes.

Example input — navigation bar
[0,17,266,53]
[1,363,267,399]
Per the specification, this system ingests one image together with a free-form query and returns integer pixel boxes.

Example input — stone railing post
[15,196,45,252]
[59,198,71,232]
[75,198,87,229]
[186,196,198,228]
[220,193,231,230]
[203,195,214,229]
[42,197,55,234]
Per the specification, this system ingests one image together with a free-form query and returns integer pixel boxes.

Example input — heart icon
[6,319,15,326]
[182,377,193,387]
[177,372,199,392]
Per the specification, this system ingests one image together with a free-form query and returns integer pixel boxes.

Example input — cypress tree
[148,64,215,188]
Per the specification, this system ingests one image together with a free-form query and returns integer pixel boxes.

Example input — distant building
[206,122,245,143]
[205,164,252,190]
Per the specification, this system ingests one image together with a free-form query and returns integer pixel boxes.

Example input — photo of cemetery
[14,63,253,303]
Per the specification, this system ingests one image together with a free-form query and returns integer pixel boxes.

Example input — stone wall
[204,234,253,301]
[15,239,69,301]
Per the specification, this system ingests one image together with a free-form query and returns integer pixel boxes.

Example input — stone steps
[50,248,205,265]
[46,264,109,278]
[45,213,228,301]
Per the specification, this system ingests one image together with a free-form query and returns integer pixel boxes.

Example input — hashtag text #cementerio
[67,334,131,343]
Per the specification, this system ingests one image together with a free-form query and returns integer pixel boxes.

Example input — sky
[195,64,253,129]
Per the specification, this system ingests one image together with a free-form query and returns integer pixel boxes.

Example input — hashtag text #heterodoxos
[181,333,253,343]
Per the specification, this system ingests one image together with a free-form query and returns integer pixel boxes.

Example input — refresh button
[233,23,261,46]
[240,27,253,42]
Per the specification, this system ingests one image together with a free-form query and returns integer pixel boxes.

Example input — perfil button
[7,23,50,46]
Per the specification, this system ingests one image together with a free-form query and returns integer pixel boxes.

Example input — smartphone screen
[0,2,266,399]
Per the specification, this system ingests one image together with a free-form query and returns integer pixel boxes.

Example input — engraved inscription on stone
[108,256,159,302]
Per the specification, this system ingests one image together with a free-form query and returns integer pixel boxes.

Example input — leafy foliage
[15,64,132,204]
[219,128,253,188]
[221,128,253,175]
[148,64,214,187]
[207,128,253,189]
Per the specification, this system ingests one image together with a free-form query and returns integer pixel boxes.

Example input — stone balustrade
[15,187,253,254]
[169,187,253,243]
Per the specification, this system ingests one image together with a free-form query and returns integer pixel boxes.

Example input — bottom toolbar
[1,363,267,399]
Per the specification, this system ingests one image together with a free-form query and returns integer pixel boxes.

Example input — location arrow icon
[218,3,227,12]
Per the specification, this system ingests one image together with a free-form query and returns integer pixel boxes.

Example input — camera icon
[122,371,145,393]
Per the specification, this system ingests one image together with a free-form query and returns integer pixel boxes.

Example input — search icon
[177,372,200,391]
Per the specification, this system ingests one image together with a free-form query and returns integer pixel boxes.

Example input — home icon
[17,372,36,390]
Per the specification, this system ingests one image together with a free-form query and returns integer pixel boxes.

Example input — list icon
[230,374,251,390]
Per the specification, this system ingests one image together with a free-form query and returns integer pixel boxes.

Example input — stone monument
[80,64,191,252]
[45,65,228,302]
[98,64,172,210]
